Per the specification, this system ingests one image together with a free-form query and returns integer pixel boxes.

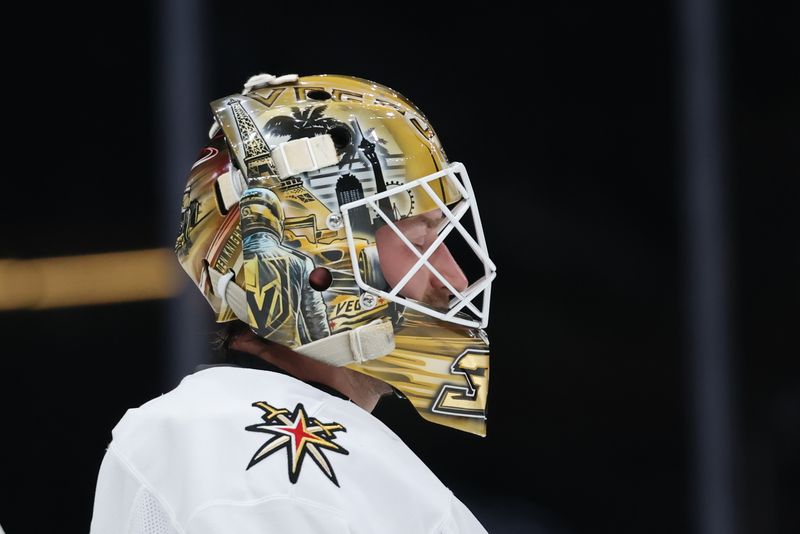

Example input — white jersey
[90,366,487,533]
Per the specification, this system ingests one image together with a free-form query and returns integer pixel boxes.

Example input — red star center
[276,415,319,453]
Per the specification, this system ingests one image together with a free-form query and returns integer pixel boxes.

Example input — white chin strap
[295,319,395,366]
[207,267,395,367]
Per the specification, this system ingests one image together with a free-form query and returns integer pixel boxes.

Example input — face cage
[340,162,497,329]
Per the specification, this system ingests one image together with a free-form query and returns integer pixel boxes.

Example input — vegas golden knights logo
[246,257,291,334]
[246,401,349,487]
[432,349,490,419]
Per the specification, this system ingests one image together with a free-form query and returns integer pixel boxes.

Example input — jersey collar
[194,349,351,401]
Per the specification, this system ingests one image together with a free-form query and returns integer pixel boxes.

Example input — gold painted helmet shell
[175,74,492,436]
[177,74,463,327]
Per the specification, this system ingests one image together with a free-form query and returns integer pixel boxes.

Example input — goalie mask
[176,74,496,436]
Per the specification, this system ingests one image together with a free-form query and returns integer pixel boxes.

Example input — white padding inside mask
[273,135,338,179]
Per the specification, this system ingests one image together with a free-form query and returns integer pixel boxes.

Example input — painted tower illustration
[336,174,372,236]
[355,122,395,223]
[228,99,277,179]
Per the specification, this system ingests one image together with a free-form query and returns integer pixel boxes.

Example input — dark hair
[211,320,251,363]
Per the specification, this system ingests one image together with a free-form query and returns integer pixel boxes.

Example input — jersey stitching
[185,494,350,529]
[431,490,456,534]
[107,443,187,534]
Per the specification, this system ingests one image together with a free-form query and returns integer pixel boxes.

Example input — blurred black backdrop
[0,1,797,533]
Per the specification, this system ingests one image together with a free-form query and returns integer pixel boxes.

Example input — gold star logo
[245,402,349,486]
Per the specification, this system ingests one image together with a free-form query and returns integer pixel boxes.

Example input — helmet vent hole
[213,178,229,215]
[329,126,352,149]
[307,90,332,101]
[308,267,333,291]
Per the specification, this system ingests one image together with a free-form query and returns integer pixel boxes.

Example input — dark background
[1,1,797,533]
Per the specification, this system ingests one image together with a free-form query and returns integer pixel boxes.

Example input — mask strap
[207,266,395,366]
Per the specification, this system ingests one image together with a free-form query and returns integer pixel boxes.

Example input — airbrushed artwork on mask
[199,98,484,343]
[175,135,234,283]
[383,180,416,219]
[348,308,490,437]
[261,106,412,236]
[264,106,359,169]
[228,105,397,339]
[178,75,492,436]
[240,188,331,346]
[176,185,201,256]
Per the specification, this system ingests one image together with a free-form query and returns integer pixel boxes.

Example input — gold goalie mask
[176,74,496,436]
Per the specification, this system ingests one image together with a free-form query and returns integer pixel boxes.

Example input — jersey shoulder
[103,367,474,533]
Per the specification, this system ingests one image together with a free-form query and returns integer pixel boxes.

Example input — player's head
[375,208,469,309]
[176,73,496,435]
